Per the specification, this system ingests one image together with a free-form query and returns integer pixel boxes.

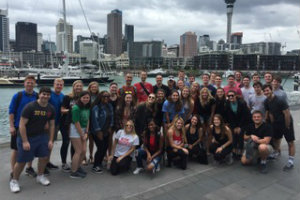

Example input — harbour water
[0,75,298,144]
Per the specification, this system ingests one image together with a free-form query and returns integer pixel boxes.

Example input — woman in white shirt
[109,120,139,175]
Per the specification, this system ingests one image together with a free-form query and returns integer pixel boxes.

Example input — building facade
[0,9,9,52]
[79,40,98,62]
[241,42,281,55]
[15,22,37,52]
[179,32,197,58]
[107,9,122,56]
[56,18,73,53]
[37,33,43,52]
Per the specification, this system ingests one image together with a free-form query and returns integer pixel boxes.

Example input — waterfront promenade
[0,108,299,200]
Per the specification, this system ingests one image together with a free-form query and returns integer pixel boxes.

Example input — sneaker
[47,162,59,170]
[70,171,85,179]
[44,168,50,176]
[36,175,50,186]
[259,163,268,174]
[133,167,143,175]
[268,151,280,160]
[62,164,71,173]
[283,163,294,171]
[92,166,103,174]
[77,167,87,176]
[10,179,20,193]
[25,167,37,177]
[156,164,161,172]
[226,153,233,165]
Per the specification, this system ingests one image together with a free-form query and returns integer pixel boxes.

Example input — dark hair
[188,73,195,78]
[189,114,202,130]
[252,110,263,116]
[234,71,242,75]
[243,75,250,80]
[202,73,210,78]
[227,90,237,95]
[77,91,91,108]
[109,82,118,87]
[39,87,51,94]
[215,87,226,100]
[252,72,259,78]
[156,88,165,95]
[212,114,227,139]
[24,75,36,82]
[144,119,161,151]
[92,90,110,107]
[253,81,263,88]
[170,90,183,112]
[273,75,282,83]
[262,84,272,91]
[227,75,235,79]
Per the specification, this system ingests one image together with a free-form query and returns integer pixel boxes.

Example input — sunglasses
[148,96,155,99]
[126,124,133,127]
[125,91,132,94]
[103,95,110,98]
[228,95,235,98]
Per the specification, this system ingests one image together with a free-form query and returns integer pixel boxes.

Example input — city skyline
[0,0,299,51]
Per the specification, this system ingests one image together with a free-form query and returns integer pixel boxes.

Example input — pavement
[0,109,299,200]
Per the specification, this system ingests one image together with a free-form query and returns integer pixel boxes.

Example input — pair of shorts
[17,134,49,163]
[272,121,295,142]
[10,127,18,150]
[69,124,86,139]
[243,143,273,162]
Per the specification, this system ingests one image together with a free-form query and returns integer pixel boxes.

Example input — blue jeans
[136,148,161,169]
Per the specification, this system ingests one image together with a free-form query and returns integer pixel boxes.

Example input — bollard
[294,73,299,91]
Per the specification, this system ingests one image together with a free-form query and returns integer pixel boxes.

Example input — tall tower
[0,9,9,52]
[179,32,197,58]
[56,18,73,53]
[225,0,236,44]
[107,9,122,56]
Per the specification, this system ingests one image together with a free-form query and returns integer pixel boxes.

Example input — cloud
[1,0,299,50]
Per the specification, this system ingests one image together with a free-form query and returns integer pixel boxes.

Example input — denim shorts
[69,124,86,139]
[17,134,49,163]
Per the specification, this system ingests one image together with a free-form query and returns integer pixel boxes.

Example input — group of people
[8,69,296,193]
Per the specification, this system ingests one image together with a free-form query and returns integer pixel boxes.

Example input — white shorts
[70,124,86,139]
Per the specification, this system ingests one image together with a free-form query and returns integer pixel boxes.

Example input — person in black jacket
[215,88,227,121]
[225,90,251,159]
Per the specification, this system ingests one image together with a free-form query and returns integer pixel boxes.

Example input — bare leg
[13,162,26,180]
[11,150,17,172]
[88,134,94,162]
[37,157,48,175]
[71,138,83,172]
[288,142,295,157]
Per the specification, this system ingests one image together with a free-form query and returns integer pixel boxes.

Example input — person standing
[241,76,255,107]
[153,74,170,97]
[134,71,153,103]
[9,75,38,179]
[272,76,288,103]
[181,86,194,122]
[10,87,55,193]
[234,71,243,88]
[118,73,137,99]
[252,73,260,84]
[200,73,216,97]
[215,88,227,120]
[215,74,223,89]
[248,82,266,114]
[223,75,242,97]
[47,78,64,171]
[263,84,295,171]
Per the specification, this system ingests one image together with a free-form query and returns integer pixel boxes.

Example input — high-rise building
[37,33,43,52]
[179,32,197,58]
[107,9,122,56]
[230,32,243,50]
[198,35,210,48]
[15,22,37,52]
[225,0,236,44]
[241,42,281,55]
[56,18,73,53]
[42,41,57,53]
[0,9,9,52]
[130,41,162,58]
[125,24,134,55]
[79,40,98,62]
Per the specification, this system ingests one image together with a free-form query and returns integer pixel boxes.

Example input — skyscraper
[56,18,73,53]
[225,0,236,44]
[107,9,122,56]
[15,22,37,52]
[37,33,43,52]
[0,9,9,52]
[179,32,197,58]
[125,24,134,56]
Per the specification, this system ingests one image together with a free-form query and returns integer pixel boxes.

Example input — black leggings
[93,133,109,168]
[209,143,233,161]
[189,144,208,164]
[167,147,188,170]
[110,156,132,175]
[232,130,244,151]
[60,125,70,164]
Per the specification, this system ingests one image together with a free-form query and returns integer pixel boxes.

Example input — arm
[118,145,136,162]
[167,129,184,150]
[187,100,194,120]
[165,112,171,125]
[217,127,232,153]
[9,114,16,136]
[254,136,271,145]
[283,109,291,129]
[19,117,30,151]
[210,104,216,124]
[192,127,203,147]
[109,138,118,161]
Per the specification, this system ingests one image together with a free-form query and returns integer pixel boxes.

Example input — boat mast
[62,0,69,76]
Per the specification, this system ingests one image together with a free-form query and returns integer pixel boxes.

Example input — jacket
[91,103,114,134]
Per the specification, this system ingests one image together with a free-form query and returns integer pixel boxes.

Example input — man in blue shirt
[9,75,38,178]
[200,73,217,97]
[47,78,65,170]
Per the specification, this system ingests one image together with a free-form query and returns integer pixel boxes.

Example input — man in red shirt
[134,71,153,103]
[118,73,137,99]
[224,75,242,97]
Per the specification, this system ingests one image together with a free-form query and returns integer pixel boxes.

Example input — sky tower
[225,0,236,44]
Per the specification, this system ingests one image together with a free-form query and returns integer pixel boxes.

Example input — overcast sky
[1,0,299,50]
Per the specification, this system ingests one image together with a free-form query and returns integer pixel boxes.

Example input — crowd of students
[8,70,296,193]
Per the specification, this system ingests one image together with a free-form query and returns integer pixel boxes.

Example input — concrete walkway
[0,109,299,200]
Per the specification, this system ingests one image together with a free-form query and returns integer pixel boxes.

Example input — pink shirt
[224,84,242,96]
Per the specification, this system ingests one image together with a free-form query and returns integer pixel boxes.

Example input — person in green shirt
[69,91,91,179]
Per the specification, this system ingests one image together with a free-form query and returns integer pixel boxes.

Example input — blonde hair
[124,119,137,135]
[87,81,99,95]
[199,87,214,107]
[68,80,83,98]
[181,86,193,109]
[169,116,187,144]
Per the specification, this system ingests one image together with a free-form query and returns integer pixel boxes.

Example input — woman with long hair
[208,114,233,164]
[60,80,83,172]
[133,119,164,174]
[91,91,114,173]
[162,90,184,133]
[86,81,100,164]
[181,86,194,122]
[114,93,136,132]
[135,93,156,140]
[69,91,91,178]
[109,120,139,175]
[185,115,208,164]
[166,117,189,170]
[215,87,227,120]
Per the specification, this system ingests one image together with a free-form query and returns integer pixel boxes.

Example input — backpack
[14,91,38,115]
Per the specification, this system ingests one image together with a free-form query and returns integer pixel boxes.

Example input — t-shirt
[245,122,273,139]
[72,104,90,128]
[248,94,266,114]
[200,84,217,97]
[134,82,153,103]
[241,87,255,106]
[114,129,139,157]
[9,90,38,128]
[118,85,137,97]
[273,89,288,103]
[264,96,289,124]
[49,91,64,125]
[162,100,185,122]
[153,84,171,97]
[224,85,242,96]
[21,101,55,137]
[196,98,216,118]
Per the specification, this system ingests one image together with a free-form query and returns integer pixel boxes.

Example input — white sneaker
[10,179,20,193]
[133,167,143,175]
[36,175,50,186]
